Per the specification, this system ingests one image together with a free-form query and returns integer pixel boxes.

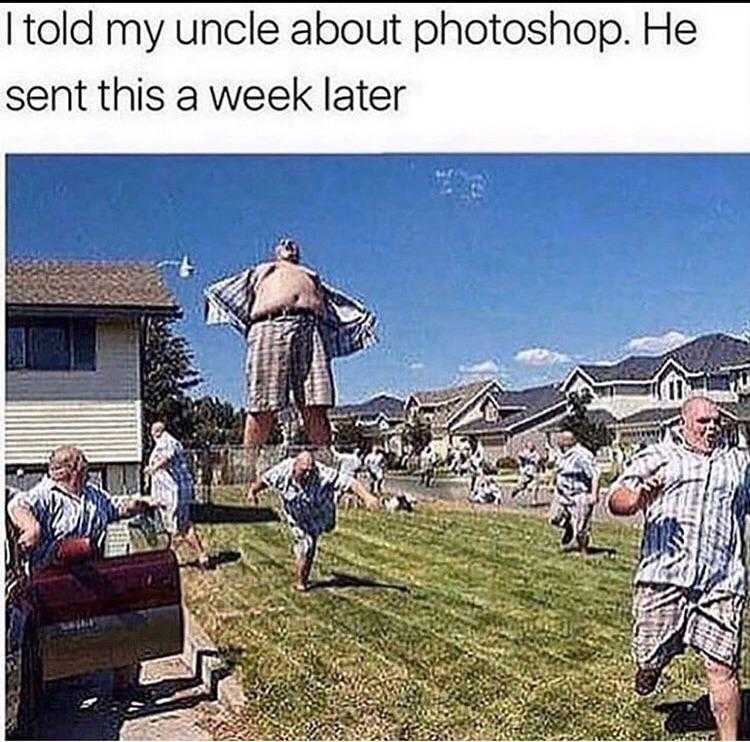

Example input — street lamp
[157,254,195,279]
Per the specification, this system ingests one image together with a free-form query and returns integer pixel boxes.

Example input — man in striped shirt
[549,430,599,554]
[610,397,750,741]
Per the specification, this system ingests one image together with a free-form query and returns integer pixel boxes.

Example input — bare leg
[183,524,209,566]
[244,412,275,494]
[294,536,317,592]
[705,658,740,741]
[300,405,332,446]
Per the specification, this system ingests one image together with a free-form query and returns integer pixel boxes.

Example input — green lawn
[183,487,736,740]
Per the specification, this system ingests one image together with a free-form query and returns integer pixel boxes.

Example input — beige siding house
[559,333,750,448]
[6,260,180,493]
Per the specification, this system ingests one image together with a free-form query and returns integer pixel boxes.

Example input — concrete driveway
[32,611,245,741]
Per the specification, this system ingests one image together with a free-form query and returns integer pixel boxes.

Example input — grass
[181,486,740,740]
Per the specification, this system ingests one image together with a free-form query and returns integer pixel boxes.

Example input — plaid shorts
[246,316,334,413]
[632,583,745,670]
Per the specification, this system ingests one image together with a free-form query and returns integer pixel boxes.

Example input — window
[676,379,683,400]
[668,381,675,401]
[7,327,25,369]
[484,402,498,423]
[6,318,96,371]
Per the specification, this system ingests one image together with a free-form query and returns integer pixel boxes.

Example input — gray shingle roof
[410,379,495,407]
[453,384,567,435]
[330,394,404,421]
[6,260,180,314]
[578,334,750,382]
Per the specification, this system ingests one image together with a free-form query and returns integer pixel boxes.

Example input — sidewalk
[34,608,245,741]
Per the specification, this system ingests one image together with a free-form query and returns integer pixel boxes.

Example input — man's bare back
[251,261,325,320]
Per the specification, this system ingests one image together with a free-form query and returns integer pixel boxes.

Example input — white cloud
[459,359,500,375]
[434,168,489,204]
[514,348,571,366]
[409,362,425,371]
[627,331,694,354]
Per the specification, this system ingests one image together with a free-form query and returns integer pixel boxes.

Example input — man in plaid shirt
[610,397,750,741]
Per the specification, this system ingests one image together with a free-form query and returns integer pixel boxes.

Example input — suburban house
[5,260,181,493]
[560,333,750,448]
[404,333,750,463]
[329,394,405,457]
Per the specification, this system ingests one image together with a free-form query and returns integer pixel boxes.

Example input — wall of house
[5,319,143,466]
[588,393,656,420]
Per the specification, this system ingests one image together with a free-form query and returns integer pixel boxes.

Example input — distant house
[451,383,578,459]
[404,380,500,458]
[402,334,750,463]
[559,333,750,447]
[329,394,405,456]
[5,260,180,493]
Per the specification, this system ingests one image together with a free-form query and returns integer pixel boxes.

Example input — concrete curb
[181,607,247,710]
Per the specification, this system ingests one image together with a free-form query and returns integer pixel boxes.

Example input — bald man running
[248,451,381,592]
[610,397,750,741]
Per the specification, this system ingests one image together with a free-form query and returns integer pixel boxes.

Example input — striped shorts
[246,316,334,413]
[632,583,745,670]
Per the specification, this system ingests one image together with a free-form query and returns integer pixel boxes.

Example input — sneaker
[635,666,662,696]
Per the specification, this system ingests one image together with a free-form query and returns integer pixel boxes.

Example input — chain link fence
[185,444,327,504]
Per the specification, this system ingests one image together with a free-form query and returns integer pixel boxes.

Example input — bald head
[681,396,721,453]
[557,431,577,451]
[151,421,166,439]
[274,238,300,264]
[292,450,317,485]
[48,445,89,494]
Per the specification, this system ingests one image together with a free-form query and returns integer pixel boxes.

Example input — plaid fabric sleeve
[614,446,666,492]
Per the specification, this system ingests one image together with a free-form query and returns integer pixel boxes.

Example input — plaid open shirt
[203,263,378,359]
[614,433,750,596]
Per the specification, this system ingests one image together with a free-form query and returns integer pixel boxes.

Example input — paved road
[384,474,639,526]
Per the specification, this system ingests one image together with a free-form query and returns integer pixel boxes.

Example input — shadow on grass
[654,689,750,737]
[180,550,242,571]
[191,503,279,524]
[585,546,618,557]
[308,571,410,593]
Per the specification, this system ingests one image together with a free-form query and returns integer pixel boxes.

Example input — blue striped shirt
[9,477,119,571]
[555,444,597,504]
[262,459,354,537]
[614,435,750,595]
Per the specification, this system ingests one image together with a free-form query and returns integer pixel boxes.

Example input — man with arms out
[204,238,377,480]
[145,421,210,569]
[7,445,154,697]
[364,445,386,495]
[548,430,599,554]
[609,397,750,741]
[247,451,381,592]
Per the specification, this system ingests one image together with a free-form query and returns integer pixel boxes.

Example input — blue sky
[7,154,750,406]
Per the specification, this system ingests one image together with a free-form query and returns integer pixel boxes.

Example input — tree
[188,396,244,446]
[562,390,613,454]
[142,318,202,452]
[332,418,369,451]
[401,415,432,458]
